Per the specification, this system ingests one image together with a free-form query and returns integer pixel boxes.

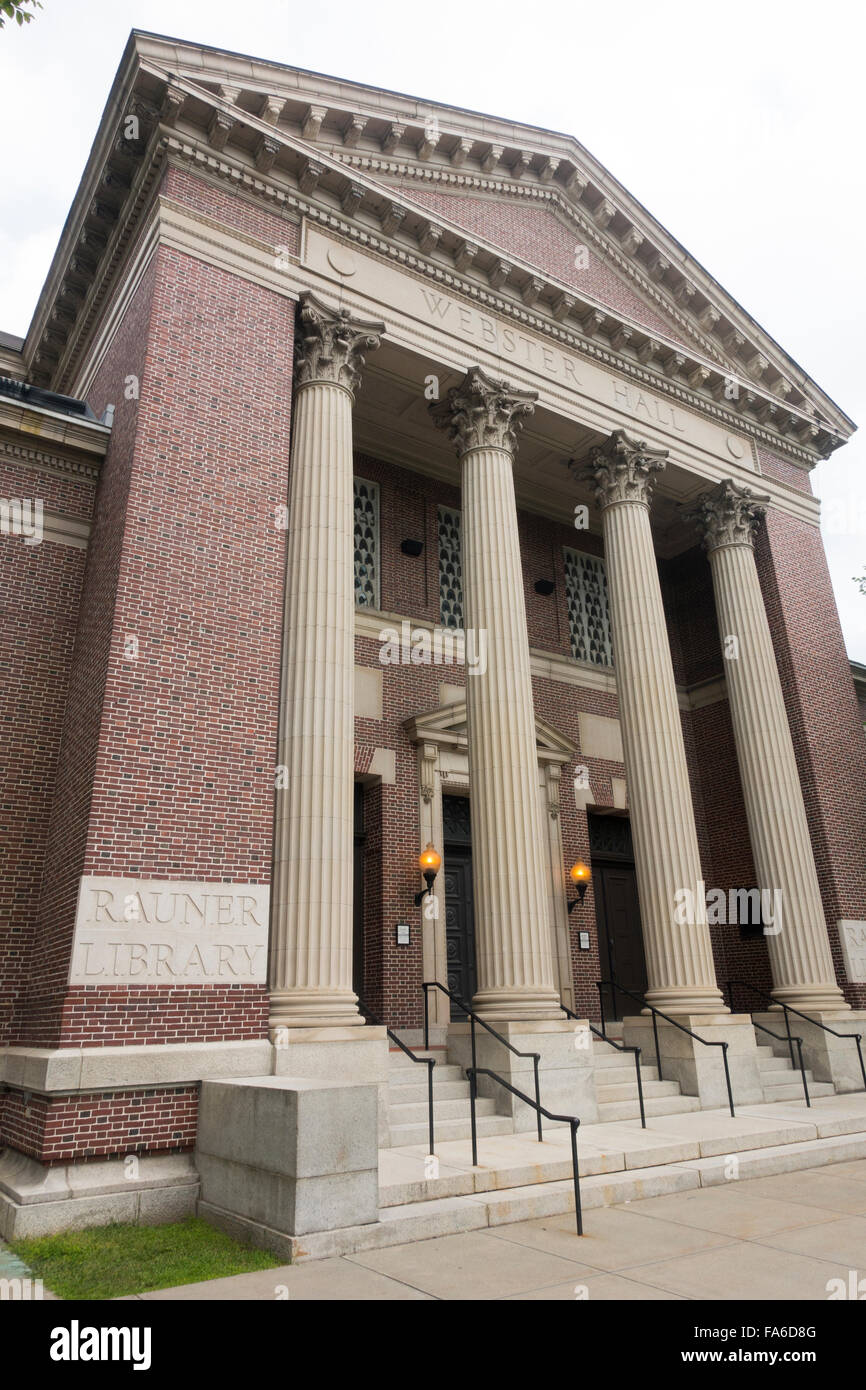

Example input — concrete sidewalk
[124,1157,866,1301]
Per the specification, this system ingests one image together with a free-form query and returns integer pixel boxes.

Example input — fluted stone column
[269,292,384,1031]
[689,480,847,1013]
[432,367,562,1021]
[575,431,727,1015]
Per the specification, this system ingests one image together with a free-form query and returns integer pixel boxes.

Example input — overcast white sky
[1,0,864,660]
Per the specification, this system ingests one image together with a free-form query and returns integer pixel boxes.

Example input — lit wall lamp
[567,860,591,913]
[414,843,442,905]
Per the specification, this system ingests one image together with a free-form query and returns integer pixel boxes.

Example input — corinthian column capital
[573,429,668,509]
[686,478,770,552]
[294,291,384,396]
[430,365,537,457]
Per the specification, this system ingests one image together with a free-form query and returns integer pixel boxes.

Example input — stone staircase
[755,1041,835,1102]
[290,1090,866,1262]
[591,1033,701,1120]
[385,1049,512,1147]
[271,1036,866,1262]
[384,1028,838,1149]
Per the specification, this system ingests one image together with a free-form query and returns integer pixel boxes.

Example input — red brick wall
[0,463,93,1045]
[0,1085,197,1164]
[161,165,300,250]
[757,445,813,495]
[11,260,158,1047]
[756,506,866,1008]
[12,213,298,1047]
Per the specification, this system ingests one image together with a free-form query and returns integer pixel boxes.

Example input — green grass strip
[11,1217,281,1300]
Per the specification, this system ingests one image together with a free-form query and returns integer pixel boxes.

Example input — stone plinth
[622,1013,764,1109]
[753,1010,866,1094]
[447,1018,598,1132]
[196,1074,379,1250]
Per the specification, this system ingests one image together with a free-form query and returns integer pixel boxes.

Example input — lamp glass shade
[570,860,591,885]
[419,844,442,875]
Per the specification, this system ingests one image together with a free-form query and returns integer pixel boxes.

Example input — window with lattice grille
[438,505,463,629]
[353,477,379,608]
[563,547,614,666]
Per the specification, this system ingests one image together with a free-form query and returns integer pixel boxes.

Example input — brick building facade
[1,31,864,1244]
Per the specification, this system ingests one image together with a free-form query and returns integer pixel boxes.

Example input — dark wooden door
[443,795,475,1020]
[444,851,476,1019]
[594,860,646,1019]
[352,783,365,999]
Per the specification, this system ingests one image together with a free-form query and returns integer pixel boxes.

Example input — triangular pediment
[128,30,851,435]
[23,29,852,461]
[405,698,577,764]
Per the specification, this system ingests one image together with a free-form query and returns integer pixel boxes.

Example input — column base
[470,987,565,1023]
[768,985,850,1013]
[622,1013,763,1109]
[643,985,730,1017]
[753,1010,866,1094]
[447,1019,598,1129]
[269,988,364,1031]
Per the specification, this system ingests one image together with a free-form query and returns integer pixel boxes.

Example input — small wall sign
[396,922,411,946]
[578,931,591,951]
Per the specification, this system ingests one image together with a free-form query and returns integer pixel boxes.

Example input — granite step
[388,1114,514,1146]
[760,1080,836,1101]
[595,1079,682,1103]
[589,1063,660,1084]
[756,1053,796,1072]
[388,1063,465,1086]
[596,1094,702,1121]
[388,1097,498,1124]
[276,1104,866,1261]
[387,1080,471,1104]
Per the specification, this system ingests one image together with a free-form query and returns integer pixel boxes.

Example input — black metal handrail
[468,1067,583,1237]
[422,981,543,1161]
[359,997,436,1157]
[597,978,736,1117]
[560,1001,646,1129]
[725,978,866,1094]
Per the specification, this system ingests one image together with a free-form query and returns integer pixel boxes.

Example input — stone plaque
[838,920,866,985]
[69,876,269,985]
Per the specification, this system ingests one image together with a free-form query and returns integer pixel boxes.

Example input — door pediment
[405,698,577,766]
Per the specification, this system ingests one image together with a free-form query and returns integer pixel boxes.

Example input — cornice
[29,60,846,467]
[122,35,852,435]
[163,137,827,471]
[0,437,102,483]
[159,140,834,475]
[0,394,108,480]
